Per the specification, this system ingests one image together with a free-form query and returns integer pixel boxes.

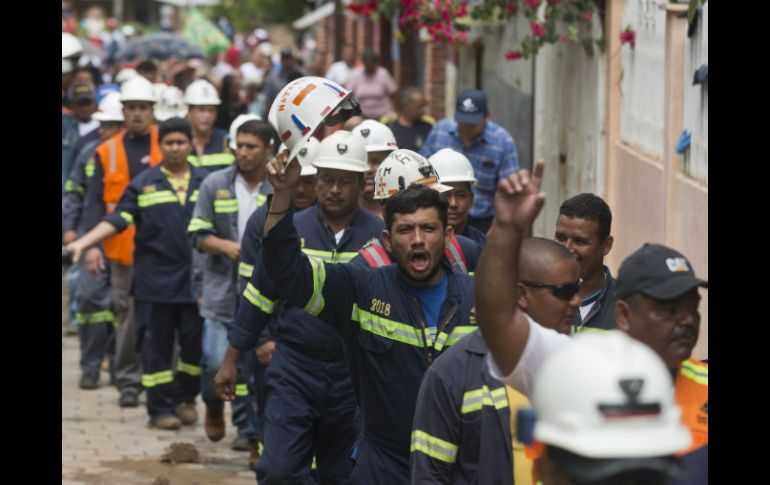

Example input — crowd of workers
[62,21,707,485]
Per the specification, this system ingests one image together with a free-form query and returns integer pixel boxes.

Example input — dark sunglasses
[521,278,583,301]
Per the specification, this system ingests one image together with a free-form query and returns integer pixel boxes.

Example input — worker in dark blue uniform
[254,145,477,485]
[410,237,581,485]
[184,79,235,174]
[67,117,207,430]
[217,131,383,484]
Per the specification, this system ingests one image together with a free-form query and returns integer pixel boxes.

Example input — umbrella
[117,32,205,61]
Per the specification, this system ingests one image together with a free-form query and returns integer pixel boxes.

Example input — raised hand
[266,148,301,193]
[493,160,546,232]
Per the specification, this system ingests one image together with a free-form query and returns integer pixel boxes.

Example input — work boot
[204,405,226,442]
[151,415,182,430]
[118,388,139,407]
[248,441,261,471]
[175,402,199,425]
[79,372,99,390]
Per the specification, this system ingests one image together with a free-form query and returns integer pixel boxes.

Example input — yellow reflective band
[411,430,458,464]
[461,385,509,414]
[442,325,477,349]
[239,262,254,278]
[256,193,268,207]
[572,325,609,334]
[138,190,179,207]
[680,361,708,385]
[244,282,276,314]
[311,455,317,470]
[235,384,249,396]
[352,304,425,348]
[196,153,235,167]
[302,248,359,264]
[85,162,95,178]
[214,198,239,213]
[75,310,116,324]
[64,180,84,195]
[120,211,134,225]
[189,189,199,203]
[468,272,475,277]
[177,360,201,377]
[142,370,174,388]
[304,257,326,316]
[187,155,200,166]
[188,217,214,232]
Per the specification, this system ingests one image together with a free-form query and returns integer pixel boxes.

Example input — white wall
[682,3,708,184]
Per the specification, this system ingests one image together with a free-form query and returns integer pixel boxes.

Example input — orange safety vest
[95,126,162,265]
[675,358,708,454]
[359,235,468,274]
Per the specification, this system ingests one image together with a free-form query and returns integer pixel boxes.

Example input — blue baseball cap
[454,89,488,124]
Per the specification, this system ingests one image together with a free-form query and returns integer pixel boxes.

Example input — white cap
[62,32,83,58]
[428,148,477,186]
[154,85,188,121]
[92,92,125,122]
[228,114,262,150]
[119,76,156,103]
[280,138,320,176]
[373,149,452,199]
[184,79,221,106]
[62,58,74,74]
[312,131,368,173]
[115,68,139,85]
[270,76,359,163]
[532,331,691,458]
[352,119,398,152]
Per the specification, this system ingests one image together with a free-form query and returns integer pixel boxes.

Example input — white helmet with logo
[119,76,156,103]
[154,85,188,121]
[280,138,320,176]
[62,32,83,59]
[269,76,361,163]
[184,79,221,106]
[531,331,691,459]
[373,149,452,200]
[351,119,398,152]
[312,131,368,173]
[228,114,262,150]
[92,92,125,122]
[428,148,477,186]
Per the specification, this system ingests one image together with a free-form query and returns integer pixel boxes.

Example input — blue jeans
[201,318,258,439]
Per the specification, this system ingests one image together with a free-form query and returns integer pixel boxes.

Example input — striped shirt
[420,119,520,218]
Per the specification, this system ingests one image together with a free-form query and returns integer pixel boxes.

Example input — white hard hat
[532,331,691,459]
[280,138,320,176]
[62,58,74,74]
[154,85,188,121]
[270,76,361,163]
[312,130,368,173]
[184,79,221,106]
[62,32,83,58]
[373,149,452,200]
[115,68,139,85]
[258,42,273,57]
[121,25,136,37]
[229,114,262,150]
[428,148,477,186]
[352,119,398,153]
[119,76,156,103]
[92,92,125,122]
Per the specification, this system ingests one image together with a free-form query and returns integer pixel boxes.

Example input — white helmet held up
[312,131,368,173]
[280,138,320,176]
[62,32,83,58]
[429,148,477,186]
[531,331,691,459]
[154,85,188,121]
[119,76,156,103]
[352,119,398,152]
[270,76,361,163]
[92,92,125,122]
[229,114,262,150]
[373,149,452,200]
[184,79,221,106]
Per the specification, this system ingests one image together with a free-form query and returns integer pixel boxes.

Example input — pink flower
[504,4,517,14]
[531,21,545,37]
[560,34,569,43]
[581,11,592,21]
[620,29,636,49]
[505,50,523,60]
[524,0,539,8]
[457,31,468,42]
[456,3,468,17]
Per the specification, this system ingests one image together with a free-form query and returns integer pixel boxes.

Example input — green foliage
[207,0,307,31]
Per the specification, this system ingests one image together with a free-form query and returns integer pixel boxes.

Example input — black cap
[454,89,487,124]
[69,82,96,102]
[280,47,294,59]
[549,446,684,482]
[615,243,708,300]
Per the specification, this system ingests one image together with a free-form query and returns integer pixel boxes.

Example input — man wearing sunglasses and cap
[475,160,708,484]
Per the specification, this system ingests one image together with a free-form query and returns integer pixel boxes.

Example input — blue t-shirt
[406,272,449,328]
